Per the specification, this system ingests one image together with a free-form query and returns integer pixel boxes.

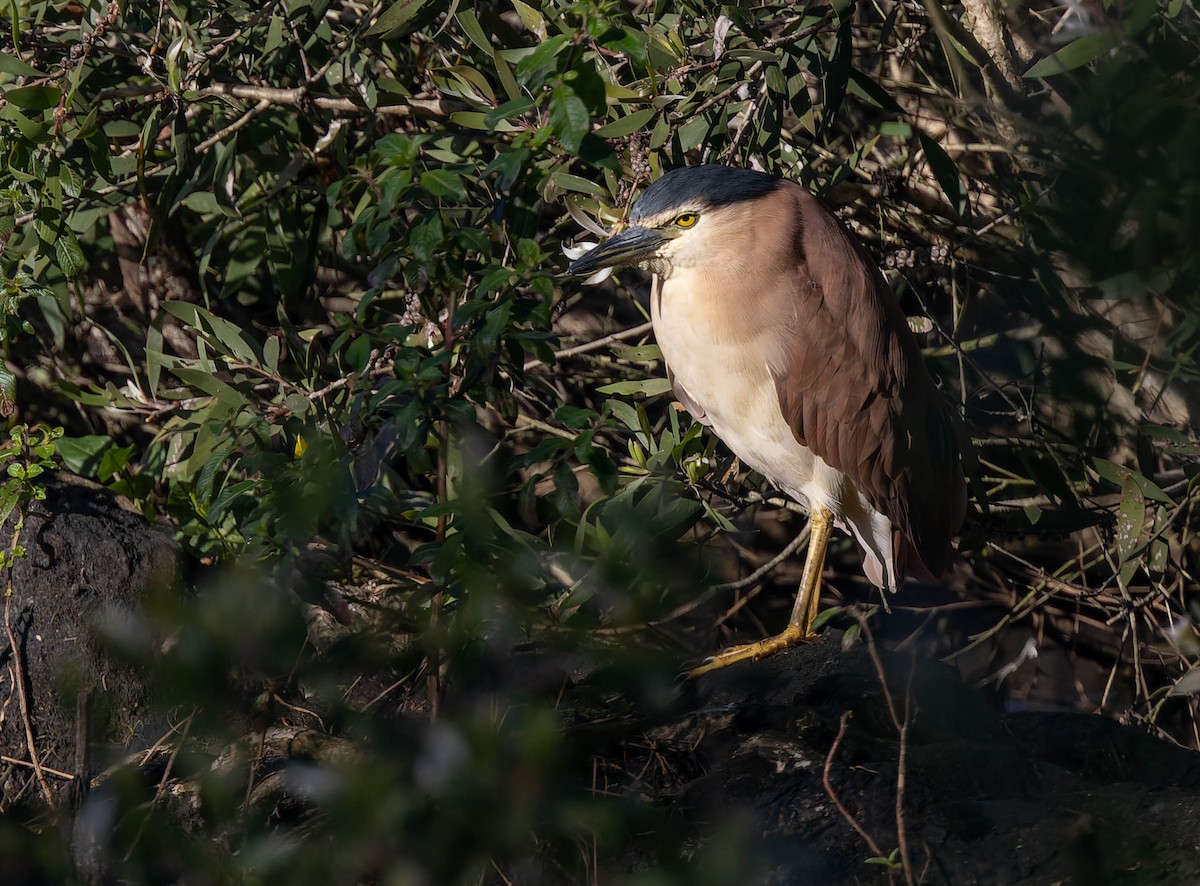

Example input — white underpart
[650,264,899,590]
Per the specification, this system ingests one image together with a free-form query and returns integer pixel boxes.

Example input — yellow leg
[688,506,834,678]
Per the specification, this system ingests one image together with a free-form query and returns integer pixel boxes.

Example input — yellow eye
[674,212,698,228]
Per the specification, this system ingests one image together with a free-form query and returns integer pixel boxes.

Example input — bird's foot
[686,624,816,679]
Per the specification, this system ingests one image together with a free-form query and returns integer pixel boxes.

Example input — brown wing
[770,184,968,578]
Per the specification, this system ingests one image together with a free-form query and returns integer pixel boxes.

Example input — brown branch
[823,712,889,863]
[122,711,194,863]
[10,85,457,228]
[715,526,809,594]
[896,665,916,886]
[4,594,55,807]
[196,82,457,118]
[194,98,272,154]
[0,754,75,781]
[959,0,1024,90]
[524,321,654,370]
[862,617,916,886]
[920,0,1027,112]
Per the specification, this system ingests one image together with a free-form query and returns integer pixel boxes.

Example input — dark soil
[5,475,1200,884]
[0,474,180,806]
[667,636,1200,884]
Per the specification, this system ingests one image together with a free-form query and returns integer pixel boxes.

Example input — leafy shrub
[1,0,1199,881]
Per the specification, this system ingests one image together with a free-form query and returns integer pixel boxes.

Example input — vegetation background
[1,0,1198,882]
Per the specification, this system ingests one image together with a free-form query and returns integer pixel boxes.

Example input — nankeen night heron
[566,166,969,677]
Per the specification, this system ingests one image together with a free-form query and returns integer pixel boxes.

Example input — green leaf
[420,169,467,201]
[263,14,284,55]
[511,0,546,35]
[549,85,589,153]
[409,212,444,261]
[676,115,711,153]
[173,368,249,411]
[848,68,903,112]
[596,378,673,397]
[0,365,14,417]
[515,35,569,84]
[592,108,656,138]
[0,53,42,76]
[1024,32,1121,78]
[263,335,281,374]
[376,133,426,167]
[2,85,61,111]
[611,344,662,362]
[368,0,433,36]
[0,481,18,527]
[919,131,967,217]
[1116,479,1144,565]
[369,0,436,35]
[605,399,641,433]
[484,97,536,128]
[54,229,87,278]
[162,302,259,364]
[181,190,223,214]
[55,435,114,475]
[456,10,492,55]
[877,121,913,138]
[811,606,844,631]
[546,170,607,197]
[1091,458,1173,504]
[97,445,135,482]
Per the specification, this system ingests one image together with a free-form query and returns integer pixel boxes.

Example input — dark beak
[565,226,665,276]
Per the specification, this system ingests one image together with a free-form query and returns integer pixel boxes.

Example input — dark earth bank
[3,475,1200,885]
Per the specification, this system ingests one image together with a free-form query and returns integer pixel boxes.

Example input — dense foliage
[1,0,1199,881]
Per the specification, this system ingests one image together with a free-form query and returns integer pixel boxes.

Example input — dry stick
[862,618,916,886]
[12,88,457,228]
[823,712,890,865]
[648,526,811,626]
[97,83,456,119]
[714,528,811,626]
[4,594,55,807]
[196,82,456,117]
[122,712,194,863]
[897,665,918,885]
[717,525,810,594]
[244,725,267,809]
[523,321,654,370]
[0,754,75,781]
[429,288,460,721]
[194,98,272,155]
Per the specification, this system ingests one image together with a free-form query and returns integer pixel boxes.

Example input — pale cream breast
[651,259,899,588]
[652,270,816,498]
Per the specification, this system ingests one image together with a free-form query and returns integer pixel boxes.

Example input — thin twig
[4,595,55,807]
[123,711,194,862]
[197,82,456,117]
[861,616,916,886]
[0,754,75,781]
[644,526,810,626]
[715,526,809,594]
[896,664,916,886]
[823,712,889,861]
[523,321,654,370]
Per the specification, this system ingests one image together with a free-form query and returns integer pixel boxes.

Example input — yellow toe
[686,625,816,679]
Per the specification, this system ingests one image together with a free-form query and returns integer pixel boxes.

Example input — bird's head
[566,165,781,278]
